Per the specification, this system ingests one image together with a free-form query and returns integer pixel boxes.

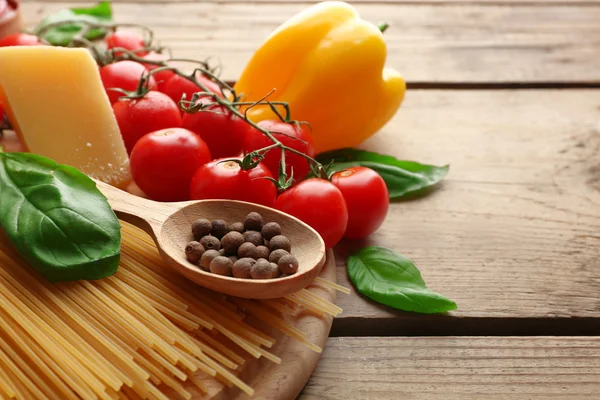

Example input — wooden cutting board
[185,250,337,400]
[0,131,339,400]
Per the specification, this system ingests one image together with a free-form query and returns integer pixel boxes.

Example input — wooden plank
[329,89,600,335]
[300,337,600,399]
[20,2,600,83]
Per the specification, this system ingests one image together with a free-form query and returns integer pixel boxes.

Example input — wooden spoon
[95,180,326,299]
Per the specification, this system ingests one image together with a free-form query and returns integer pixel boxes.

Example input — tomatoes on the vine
[142,52,175,92]
[331,167,389,239]
[105,30,148,56]
[243,120,314,183]
[189,158,277,207]
[275,179,348,249]
[100,61,156,105]
[0,33,44,47]
[182,105,249,158]
[130,128,211,202]
[162,73,222,106]
[113,91,182,154]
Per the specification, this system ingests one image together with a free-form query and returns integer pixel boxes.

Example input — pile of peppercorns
[184,212,299,279]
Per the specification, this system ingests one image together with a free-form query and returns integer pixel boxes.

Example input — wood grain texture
[300,336,600,399]
[228,252,336,400]
[330,90,600,334]
[20,2,600,83]
[193,250,337,399]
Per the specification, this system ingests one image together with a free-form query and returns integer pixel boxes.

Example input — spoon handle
[94,179,179,238]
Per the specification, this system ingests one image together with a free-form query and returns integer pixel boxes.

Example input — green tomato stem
[34,19,326,186]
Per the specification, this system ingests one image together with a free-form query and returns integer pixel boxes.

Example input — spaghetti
[0,221,345,399]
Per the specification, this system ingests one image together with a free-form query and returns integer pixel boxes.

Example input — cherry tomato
[113,91,182,154]
[275,179,348,249]
[99,61,156,105]
[105,30,148,56]
[243,120,314,183]
[162,73,222,106]
[331,167,389,239]
[142,52,175,92]
[182,105,250,159]
[189,158,277,207]
[130,128,211,202]
[0,33,44,47]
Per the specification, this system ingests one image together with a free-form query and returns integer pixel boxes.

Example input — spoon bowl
[95,180,326,299]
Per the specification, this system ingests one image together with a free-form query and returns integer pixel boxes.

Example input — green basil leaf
[34,1,113,46]
[317,148,449,199]
[347,246,457,314]
[0,153,121,282]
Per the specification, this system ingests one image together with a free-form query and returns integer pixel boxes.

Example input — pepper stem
[377,22,389,33]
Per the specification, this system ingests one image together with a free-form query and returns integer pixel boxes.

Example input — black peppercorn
[211,219,229,239]
[278,254,299,275]
[269,249,289,264]
[221,231,245,254]
[199,249,220,271]
[233,258,255,279]
[238,242,257,259]
[261,222,281,241]
[200,235,221,251]
[270,262,281,278]
[268,235,291,252]
[229,222,245,234]
[184,241,205,263]
[251,258,273,279]
[210,256,233,276]
[255,245,270,260]
[244,212,263,232]
[243,230,263,247]
[192,218,212,240]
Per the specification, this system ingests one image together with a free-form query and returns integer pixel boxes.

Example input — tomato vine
[33,20,329,190]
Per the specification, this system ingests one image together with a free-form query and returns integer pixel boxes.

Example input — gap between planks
[328,89,600,337]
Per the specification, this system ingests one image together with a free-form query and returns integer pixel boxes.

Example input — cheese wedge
[0,46,131,188]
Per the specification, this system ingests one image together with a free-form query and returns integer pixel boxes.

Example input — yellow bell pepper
[234,1,406,154]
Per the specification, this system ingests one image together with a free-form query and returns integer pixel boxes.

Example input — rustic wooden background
[22,0,600,398]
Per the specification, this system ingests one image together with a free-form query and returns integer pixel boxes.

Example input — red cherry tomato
[130,128,211,202]
[275,179,348,249]
[182,105,250,159]
[189,158,277,207]
[162,73,222,106]
[331,167,389,239]
[105,30,148,56]
[113,91,182,154]
[99,61,156,105]
[0,33,44,47]
[142,52,175,92]
[243,120,315,183]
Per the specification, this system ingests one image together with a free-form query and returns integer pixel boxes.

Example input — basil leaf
[0,153,121,282]
[347,246,457,314]
[34,1,112,46]
[317,148,448,199]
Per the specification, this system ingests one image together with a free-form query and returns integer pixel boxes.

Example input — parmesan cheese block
[0,46,131,188]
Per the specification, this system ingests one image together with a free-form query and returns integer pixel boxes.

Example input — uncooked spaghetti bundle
[0,222,343,399]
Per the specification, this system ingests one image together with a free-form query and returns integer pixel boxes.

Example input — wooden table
[22,0,600,398]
